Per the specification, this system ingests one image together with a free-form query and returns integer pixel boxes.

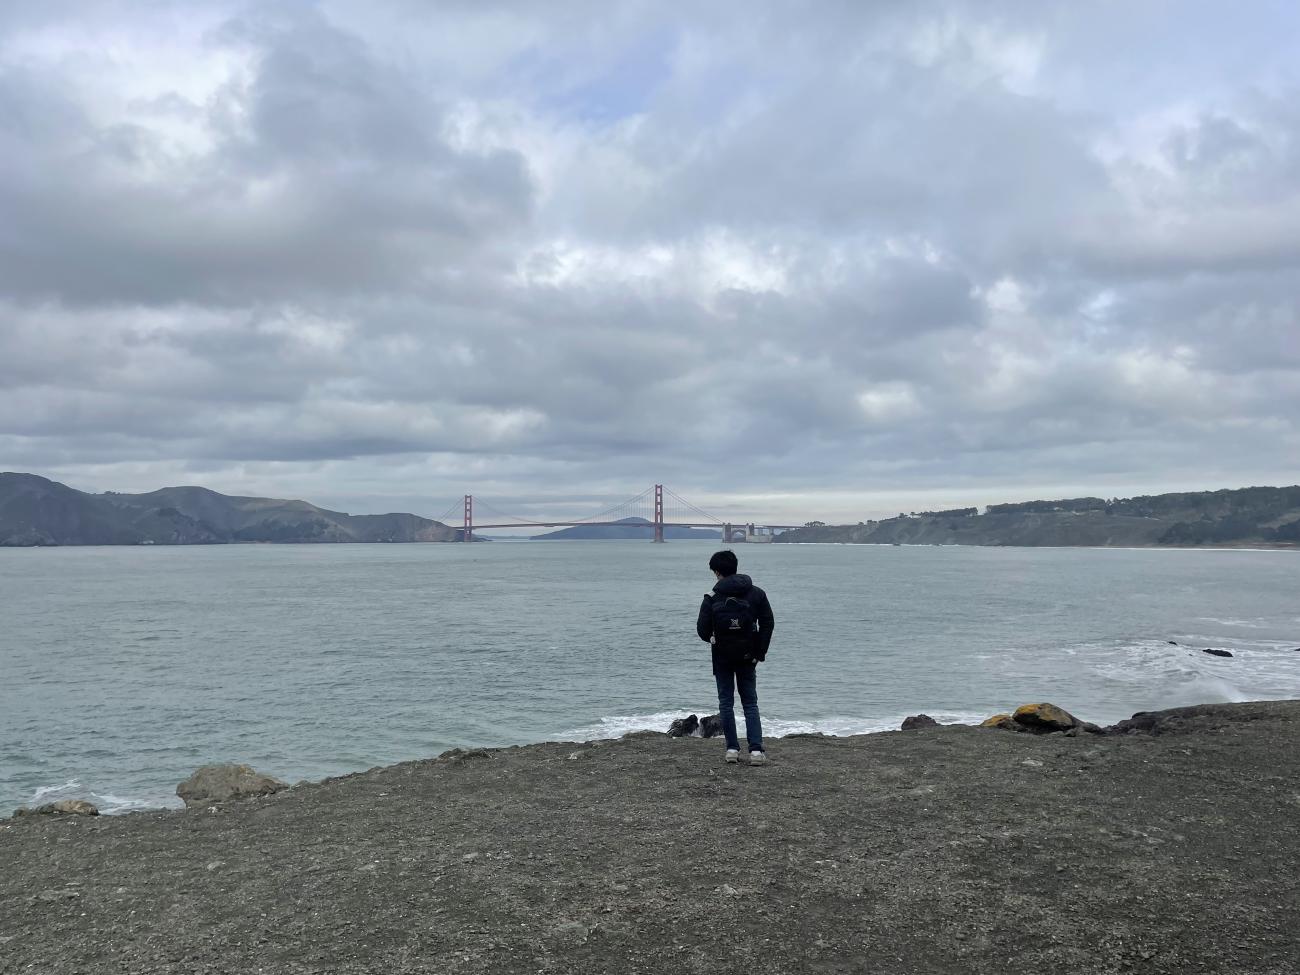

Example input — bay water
[2,541,1297,814]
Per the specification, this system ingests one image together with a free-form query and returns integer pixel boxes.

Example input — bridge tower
[653,484,664,543]
[463,494,473,542]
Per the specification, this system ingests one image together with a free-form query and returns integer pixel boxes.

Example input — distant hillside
[0,473,459,546]
[532,517,721,540]
[775,485,1300,548]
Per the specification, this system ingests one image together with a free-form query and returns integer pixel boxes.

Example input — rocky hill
[0,473,459,546]
[776,485,1300,547]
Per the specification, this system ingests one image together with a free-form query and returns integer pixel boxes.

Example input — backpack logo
[728,619,741,629]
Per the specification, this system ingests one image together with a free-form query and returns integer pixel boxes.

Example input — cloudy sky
[2,1,1298,524]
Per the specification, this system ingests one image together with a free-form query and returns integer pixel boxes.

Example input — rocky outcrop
[1104,702,1292,736]
[980,703,1102,736]
[5,701,1300,975]
[176,764,287,809]
[699,714,723,738]
[1202,647,1233,658]
[12,799,99,818]
[901,714,939,730]
[667,715,699,737]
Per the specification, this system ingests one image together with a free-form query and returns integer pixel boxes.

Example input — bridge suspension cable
[433,499,464,524]
[430,484,749,541]
[662,487,726,525]
[465,486,656,527]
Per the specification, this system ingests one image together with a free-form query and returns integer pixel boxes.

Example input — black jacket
[697,573,775,671]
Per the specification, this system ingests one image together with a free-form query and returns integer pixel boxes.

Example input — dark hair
[709,550,738,576]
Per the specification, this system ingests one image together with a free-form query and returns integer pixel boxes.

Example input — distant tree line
[985,497,1107,515]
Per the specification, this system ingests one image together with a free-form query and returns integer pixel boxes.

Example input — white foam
[1086,638,1300,705]
[21,780,181,816]
[1196,616,1268,629]
[560,708,988,742]
[30,779,81,801]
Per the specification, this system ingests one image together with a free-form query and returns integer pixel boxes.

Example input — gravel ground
[2,700,1298,974]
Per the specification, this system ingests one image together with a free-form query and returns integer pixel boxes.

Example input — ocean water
[1,541,1297,814]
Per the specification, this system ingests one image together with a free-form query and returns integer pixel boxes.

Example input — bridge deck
[466,521,799,530]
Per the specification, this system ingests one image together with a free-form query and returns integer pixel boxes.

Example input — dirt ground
[2,700,1298,974]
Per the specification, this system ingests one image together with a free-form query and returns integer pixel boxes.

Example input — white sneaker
[724,749,740,763]
[749,750,767,766]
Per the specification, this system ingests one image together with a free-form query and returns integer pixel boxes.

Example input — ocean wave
[1196,616,1268,629]
[559,709,988,742]
[1085,638,1300,705]
[20,779,181,816]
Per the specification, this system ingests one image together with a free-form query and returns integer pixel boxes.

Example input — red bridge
[433,485,801,542]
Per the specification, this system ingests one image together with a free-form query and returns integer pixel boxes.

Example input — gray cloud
[1,1,1298,523]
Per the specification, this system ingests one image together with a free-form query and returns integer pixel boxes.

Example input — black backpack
[711,593,760,663]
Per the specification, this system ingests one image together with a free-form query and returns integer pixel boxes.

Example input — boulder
[981,713,1033,733]
[667,714,699,737]
[13,799,99,818]
[176,764,287,809]
[1013,702,1081,733]
[900,714,939,731]
[699,714,723,738]
[1202,647,1233,658]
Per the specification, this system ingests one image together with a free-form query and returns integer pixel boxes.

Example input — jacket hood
[713,573,753,596]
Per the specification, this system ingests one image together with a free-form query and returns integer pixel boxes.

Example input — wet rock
[699,714,723,738]
[12,799,99,818]
[176,764,287,809]
[901,714,939,730]
[667,714,699,737]
[1202,647,1233,658]
[1013,702,1081,733]
[620,729,665,740]
[1167,640,1179,645]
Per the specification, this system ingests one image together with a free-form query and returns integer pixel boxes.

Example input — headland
[2,700,1298,973]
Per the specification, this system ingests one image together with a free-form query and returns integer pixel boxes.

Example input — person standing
[696,550,775,764]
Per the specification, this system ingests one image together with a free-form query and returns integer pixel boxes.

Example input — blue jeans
[714,663,763,752]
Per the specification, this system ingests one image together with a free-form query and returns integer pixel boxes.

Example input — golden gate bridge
[432,484,800,543]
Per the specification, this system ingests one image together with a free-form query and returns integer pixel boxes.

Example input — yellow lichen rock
[980,713,1016,729]
[1012,702,1078,732]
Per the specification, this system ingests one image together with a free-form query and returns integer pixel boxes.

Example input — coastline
[770,540,1300,551]
[3,699,1298,973]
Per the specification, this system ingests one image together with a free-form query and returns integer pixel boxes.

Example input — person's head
[709,549,738,578]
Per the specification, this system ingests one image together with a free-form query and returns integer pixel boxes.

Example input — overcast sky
[2,1,1298,524]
